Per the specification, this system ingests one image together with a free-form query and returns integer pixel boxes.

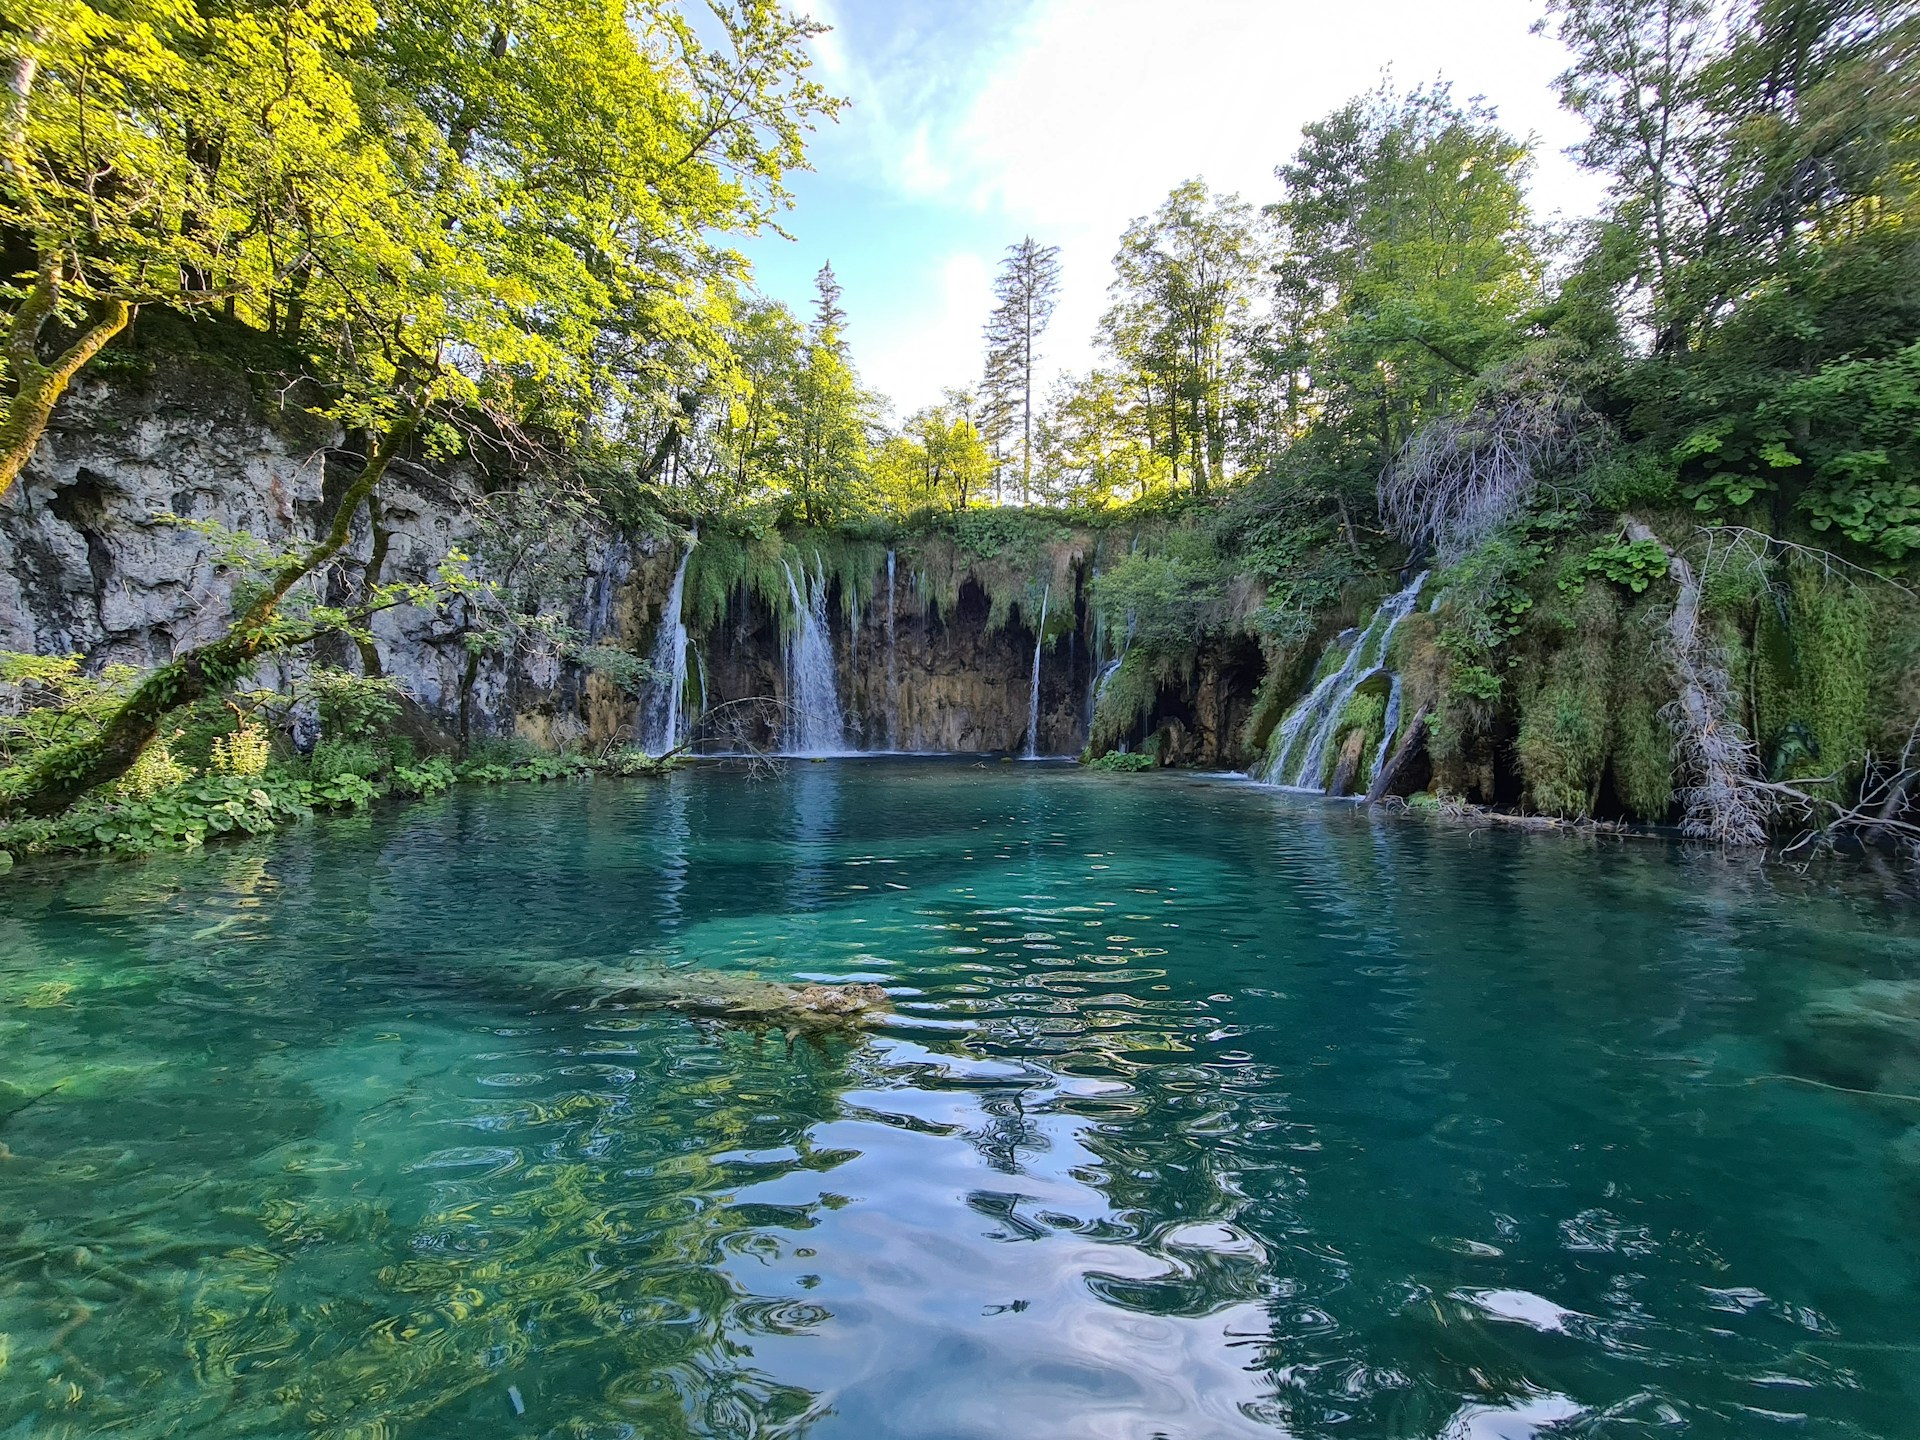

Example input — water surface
[2,760,1917,1437]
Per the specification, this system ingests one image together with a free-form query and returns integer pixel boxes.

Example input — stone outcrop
[2,365,1258,767]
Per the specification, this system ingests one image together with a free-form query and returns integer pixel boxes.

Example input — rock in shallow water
[1786,979,1920,1092]
[594,971,891,1031]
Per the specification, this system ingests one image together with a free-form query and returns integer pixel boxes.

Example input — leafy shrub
[311,668,405,741]
[209,721,272,776]
[601,747,669,777]
[1085,751,1154,772]
[303,772,377,809]
[1087,651,1164,755]
[1558,539,1669,596]
[0,653,139,769]
[0,774,312,860]
[390,757,457,796]
[1775,342,1920,560]
[309,738,383,784]
[115,739,193,797]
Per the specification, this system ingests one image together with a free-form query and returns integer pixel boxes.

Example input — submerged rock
[593,971,891,1032]
[1786,979,1920,1092]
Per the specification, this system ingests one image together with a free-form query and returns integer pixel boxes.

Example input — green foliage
[311,669,405,743]
[208,721,272,777]
[1778,343,1920,559]
[1559,539,1670,596]
[0,774,311,862]
[1753,563,1875,796]
[455,748,597,785]
[1084,751,1155,772]
[1583,449,1679,511]
[114,740,192,798]
[1322,686,1388,789]
[308,739,384,786]
[1517,585,1619,816]
[0,653,141,768]
[1429,530,1551,709]
[1088,651,1165,756]
[1091,544,1224,652]
[390,757,457,797]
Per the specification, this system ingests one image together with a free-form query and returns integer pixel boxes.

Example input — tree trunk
[3,415,418,814]
[1,275,134,502]
[1365,702,1433,806]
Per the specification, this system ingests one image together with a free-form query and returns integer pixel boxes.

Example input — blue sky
[739,0,1607,416]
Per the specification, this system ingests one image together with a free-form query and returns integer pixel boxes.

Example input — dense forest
[2,0,1918,860]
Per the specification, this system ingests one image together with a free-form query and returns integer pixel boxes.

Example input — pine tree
[982,237,1063,504]
[812,261,848,345]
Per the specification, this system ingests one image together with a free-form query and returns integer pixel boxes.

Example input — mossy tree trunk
[4,413,419,815]
[1,267,133,502]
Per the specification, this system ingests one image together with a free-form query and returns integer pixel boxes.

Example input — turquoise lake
[2,759,1917,1438]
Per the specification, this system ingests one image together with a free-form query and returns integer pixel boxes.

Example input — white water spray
[1260,572,1428,790]
[1025,585,1050,758]
[885,549,900,751]
[636,532,694,756]
[781,557,848,755]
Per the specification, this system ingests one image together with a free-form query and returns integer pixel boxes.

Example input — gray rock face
[1,366,638,747]
[3,367,1255,765]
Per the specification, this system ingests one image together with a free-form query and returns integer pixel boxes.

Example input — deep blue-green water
[2,760,1918,1438]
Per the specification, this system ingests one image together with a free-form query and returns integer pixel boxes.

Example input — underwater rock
[593,971,891,1032]
[1786,979,1920,1092]
[1891,1125,1920,1198]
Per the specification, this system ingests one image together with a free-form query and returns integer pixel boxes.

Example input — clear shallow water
[2,760,1918,1439]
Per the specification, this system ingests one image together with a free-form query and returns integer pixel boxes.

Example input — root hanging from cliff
[1624,518,1776,847]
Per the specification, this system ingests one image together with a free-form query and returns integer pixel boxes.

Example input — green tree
[981,235,1062,504]
[4,0,838,813]
[1546,0,1920,549]
[1101,179,1261,495]
[1268,83,1544,510]
[787,261,873,524]
[1036,368,1171,506]
[877,392,992,513]
[0,0,379,499]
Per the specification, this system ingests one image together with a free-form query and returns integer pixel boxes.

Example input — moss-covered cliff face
[606,534,1257,763]
[3,372,1259,763]
[51,367,1918,818]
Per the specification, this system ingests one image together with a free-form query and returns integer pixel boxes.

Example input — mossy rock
[1785,979,1920,1092]
[593,971,891,1034]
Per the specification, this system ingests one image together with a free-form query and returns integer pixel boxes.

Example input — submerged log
[591,971,891,1032]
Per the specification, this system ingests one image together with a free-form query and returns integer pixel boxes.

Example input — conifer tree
[982,237,1062,504]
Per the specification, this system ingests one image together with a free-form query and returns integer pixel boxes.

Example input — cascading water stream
[781,557,848,756]
[1260,571,1428,790]
[1025,585,1050,759]
[636,531,694,756]
[885,550,900,751]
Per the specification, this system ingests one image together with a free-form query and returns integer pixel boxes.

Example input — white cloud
[799,0,1607,411]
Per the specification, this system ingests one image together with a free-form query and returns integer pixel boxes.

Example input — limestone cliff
[2,367,1256,766]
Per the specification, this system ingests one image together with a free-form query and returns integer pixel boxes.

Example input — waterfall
[885,549,900,751]
[1025,585,1050,759]
[781,557,848,755]
[1259,572,1428,790]
[1081,568,1104,742]
[635,532,694,756]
